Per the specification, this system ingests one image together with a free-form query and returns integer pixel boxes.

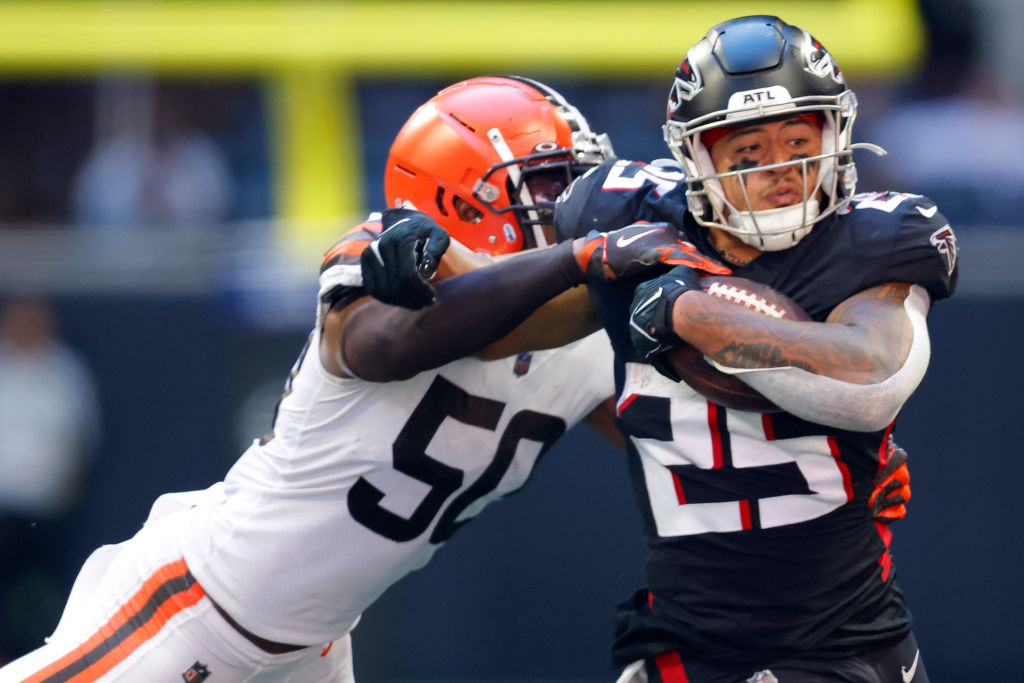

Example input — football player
[0,76,713,683]
[548,16,956,683]
[0,73,915,683]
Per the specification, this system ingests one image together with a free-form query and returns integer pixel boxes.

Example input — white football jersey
[180,327,614,645]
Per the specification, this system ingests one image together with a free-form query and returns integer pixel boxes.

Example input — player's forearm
[433,238,493,280]
[342,240,585,381]
[476,287,601,360]
[671,287,907,384]
[673,284,932,431]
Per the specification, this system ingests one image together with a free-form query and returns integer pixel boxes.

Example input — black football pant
[643,631,927,683]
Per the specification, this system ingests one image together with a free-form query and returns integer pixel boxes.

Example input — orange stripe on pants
[21,558,205,683]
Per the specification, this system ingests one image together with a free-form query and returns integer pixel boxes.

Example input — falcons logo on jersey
[668,55,703,112]
[930,224,958,276]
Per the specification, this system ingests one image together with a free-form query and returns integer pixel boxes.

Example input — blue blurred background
[0,0,1020,681]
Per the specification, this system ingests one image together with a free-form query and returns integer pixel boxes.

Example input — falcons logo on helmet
[803,32,844,84]
[930,224,958,276]
[668,55,703,112]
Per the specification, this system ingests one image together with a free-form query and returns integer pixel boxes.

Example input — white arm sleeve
[707,285,932,432]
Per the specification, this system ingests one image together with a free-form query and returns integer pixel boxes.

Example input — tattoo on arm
[825,283,916,377]
[678,282,915,381]
[710,340,817,373]
[681,306,828,373]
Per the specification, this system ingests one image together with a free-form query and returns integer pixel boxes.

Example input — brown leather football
[662,275,811,412]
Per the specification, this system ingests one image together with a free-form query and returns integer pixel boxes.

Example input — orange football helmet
[384,76,613,255]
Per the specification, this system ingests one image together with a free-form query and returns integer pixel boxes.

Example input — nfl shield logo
[747,671,778,683]
[513,352,532,377]
[182,661,211,682]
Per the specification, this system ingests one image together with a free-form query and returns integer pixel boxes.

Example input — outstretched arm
[335,220,728,382]
[327,240,585,381]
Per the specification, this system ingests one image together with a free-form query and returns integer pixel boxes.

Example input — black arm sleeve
[342,240,584,382]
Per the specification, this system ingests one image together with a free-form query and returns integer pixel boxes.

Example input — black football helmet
[663,15,884,250]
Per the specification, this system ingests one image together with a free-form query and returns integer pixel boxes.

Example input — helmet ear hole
[434,187,449,216]
[452,196,484,224]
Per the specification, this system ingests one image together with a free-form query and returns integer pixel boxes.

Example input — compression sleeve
[341,240,584,382]
[711,285,932,432]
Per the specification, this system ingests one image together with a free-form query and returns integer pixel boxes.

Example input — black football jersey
[555,159,958,665]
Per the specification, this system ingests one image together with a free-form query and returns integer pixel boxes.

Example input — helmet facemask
[663,16,884,252]
[386,76,612,255]
[472,88,614,249]
[472,135,606,249]
[666,93,866,251]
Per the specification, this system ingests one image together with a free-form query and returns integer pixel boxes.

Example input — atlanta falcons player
[550,16,957,683]
[0,77,718,683]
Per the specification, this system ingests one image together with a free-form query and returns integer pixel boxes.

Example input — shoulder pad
[319,214,384,307]
[320,215,383,273]
[555,159,689,241]
[838,192,958,300]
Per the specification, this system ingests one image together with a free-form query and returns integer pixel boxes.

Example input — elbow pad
[711,285,932,431]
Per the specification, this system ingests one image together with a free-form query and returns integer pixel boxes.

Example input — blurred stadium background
[0,0,1020,681]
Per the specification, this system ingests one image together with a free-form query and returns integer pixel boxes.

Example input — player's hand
[870,435,911,523]
[576,222,730,281]
[628,265,702,375]
[361,208,451,310]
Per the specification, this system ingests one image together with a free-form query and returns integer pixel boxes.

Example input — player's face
[452,166,567,250]
[709,116,823,213]
[527,168,569,243]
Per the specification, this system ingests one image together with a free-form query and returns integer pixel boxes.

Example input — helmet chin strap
[726,199,820,251]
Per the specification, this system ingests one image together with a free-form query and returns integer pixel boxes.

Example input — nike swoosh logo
[370,217,412,266]
[916,205,938,218]
[368,239,386,266]
[901,649,920,682]
[628,286,664,342]
[616,228,661,248]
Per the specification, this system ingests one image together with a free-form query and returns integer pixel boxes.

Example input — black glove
[628,265,702,368]
[361,208,451,310]
[577,222,731,281]
[870,435,911,523]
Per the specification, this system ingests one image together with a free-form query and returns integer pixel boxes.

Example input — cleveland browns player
[548,16,956,683]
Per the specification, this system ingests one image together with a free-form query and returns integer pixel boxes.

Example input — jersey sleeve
[554,159,690,241]
[318,215,383,309]
[844,192,958,301]
[886,195,958,300]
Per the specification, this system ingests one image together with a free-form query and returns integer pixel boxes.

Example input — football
[662,275,811,413]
